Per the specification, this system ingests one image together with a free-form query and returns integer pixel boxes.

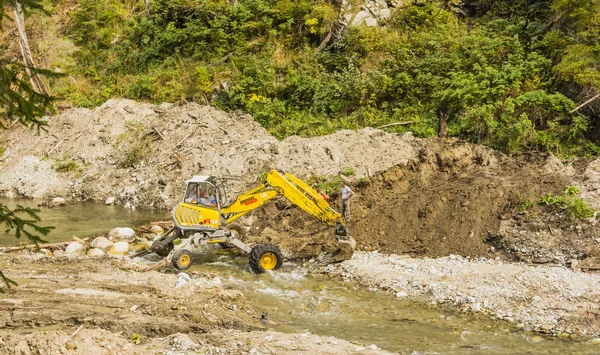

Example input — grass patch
[116,122,153,168]
[51,154,82,176]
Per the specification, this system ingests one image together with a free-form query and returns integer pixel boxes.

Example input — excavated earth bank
[2,99,600,350]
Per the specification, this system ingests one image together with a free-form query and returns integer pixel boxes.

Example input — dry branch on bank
[0,237,90,253]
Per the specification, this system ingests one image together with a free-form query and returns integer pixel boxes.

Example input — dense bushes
[38,0,600,155]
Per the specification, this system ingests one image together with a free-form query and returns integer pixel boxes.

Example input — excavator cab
[141,170,356,273]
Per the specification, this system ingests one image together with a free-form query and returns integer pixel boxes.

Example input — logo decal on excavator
[240,196,257,206]
[203,219,219,225]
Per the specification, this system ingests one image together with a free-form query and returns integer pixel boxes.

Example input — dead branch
[46,139,64,156]
[66,324,84,343]
[153,127,165,140]
[376,121,414,130]
[0,237,90,253]
[176,128,196,147]
[143,259,167,272]
[571,92,600,114]
[315,32,332,54]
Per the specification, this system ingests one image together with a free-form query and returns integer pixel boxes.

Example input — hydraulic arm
[222,170,347,236]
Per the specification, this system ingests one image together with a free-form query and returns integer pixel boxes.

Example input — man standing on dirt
[341,181,354,221]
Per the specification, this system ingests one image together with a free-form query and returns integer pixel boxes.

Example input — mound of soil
[0,99,416,209]
[252,139,599,261]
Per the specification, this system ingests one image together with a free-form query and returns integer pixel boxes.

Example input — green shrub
[538,186,595,220]
[340,167,355,176]
[32,0,600,157]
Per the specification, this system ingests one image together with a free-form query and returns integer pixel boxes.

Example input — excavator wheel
[249,244,283,274]
[155,242,174,257]
[219,225,245,249]
[172,249,193,270]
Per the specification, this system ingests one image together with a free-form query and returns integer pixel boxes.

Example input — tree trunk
[438,111,448,138]
[14,1,48,96]
[144,0,151,17]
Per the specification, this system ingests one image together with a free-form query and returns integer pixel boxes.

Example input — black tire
[171,249,193,270]
[219,225,245,249]
[249,244,283,274]
[155,242,174,257]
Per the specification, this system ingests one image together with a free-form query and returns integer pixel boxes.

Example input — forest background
[2,0,600,157]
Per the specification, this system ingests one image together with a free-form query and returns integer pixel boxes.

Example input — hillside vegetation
[3,0,600,155]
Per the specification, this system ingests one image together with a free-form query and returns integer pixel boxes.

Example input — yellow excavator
[139,170,356,273]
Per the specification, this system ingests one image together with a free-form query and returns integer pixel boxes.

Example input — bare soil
[252,138,600,265]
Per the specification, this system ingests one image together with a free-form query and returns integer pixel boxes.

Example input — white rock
[352,10,371,25]
[379,8,392,19]
[53,249,64,257]
[150,225,164,235]
[90,237,113,253]
[365,16,378,27]
[51,197,66,206]
[178,272,191,282]
[87,248,105,257]
[395,291,408,298]
[105,197,116,205]
[108,227,136,242]
[65,242,86,256]
[369,344,378,350]
[108,241,130,255]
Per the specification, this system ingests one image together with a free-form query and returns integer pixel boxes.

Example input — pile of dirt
[0,99,417,209]
[251,139,599,262]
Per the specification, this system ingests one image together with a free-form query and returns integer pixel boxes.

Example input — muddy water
[0,198,167,245]
[0,201,597,354]
[189,250,599,355]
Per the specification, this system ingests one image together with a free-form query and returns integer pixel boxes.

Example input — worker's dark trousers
[342,198,350,221]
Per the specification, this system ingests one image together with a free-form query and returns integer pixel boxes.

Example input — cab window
[185,182,218,208]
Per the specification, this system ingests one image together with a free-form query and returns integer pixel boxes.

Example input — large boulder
[108,227,136,242]
[65,242,86,256]
[108,241,130,255]
[91,236,114,253]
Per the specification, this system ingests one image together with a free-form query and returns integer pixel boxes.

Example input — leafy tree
[0,0,54,292]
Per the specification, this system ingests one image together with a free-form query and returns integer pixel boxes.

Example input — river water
[0,198,166,245]
[0,199,598,354]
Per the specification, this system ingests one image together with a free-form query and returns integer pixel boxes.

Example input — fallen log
[0,237,91,253]
[143,259,167,272]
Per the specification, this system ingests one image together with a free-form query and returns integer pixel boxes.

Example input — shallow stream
[0,199,598,354]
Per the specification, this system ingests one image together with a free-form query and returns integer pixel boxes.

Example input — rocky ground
[3,99,600,352]
[321,252,600,339]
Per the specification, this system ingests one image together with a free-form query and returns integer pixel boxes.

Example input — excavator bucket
[320,235,356,263]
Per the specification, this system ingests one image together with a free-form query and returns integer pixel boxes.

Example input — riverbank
[322,251,600,339]
[0,252,392,355]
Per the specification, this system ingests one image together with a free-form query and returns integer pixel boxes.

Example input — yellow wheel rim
[179,254,190,267]
[260,252,277,270]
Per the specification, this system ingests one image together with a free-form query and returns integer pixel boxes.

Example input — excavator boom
[222,170,355,260]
